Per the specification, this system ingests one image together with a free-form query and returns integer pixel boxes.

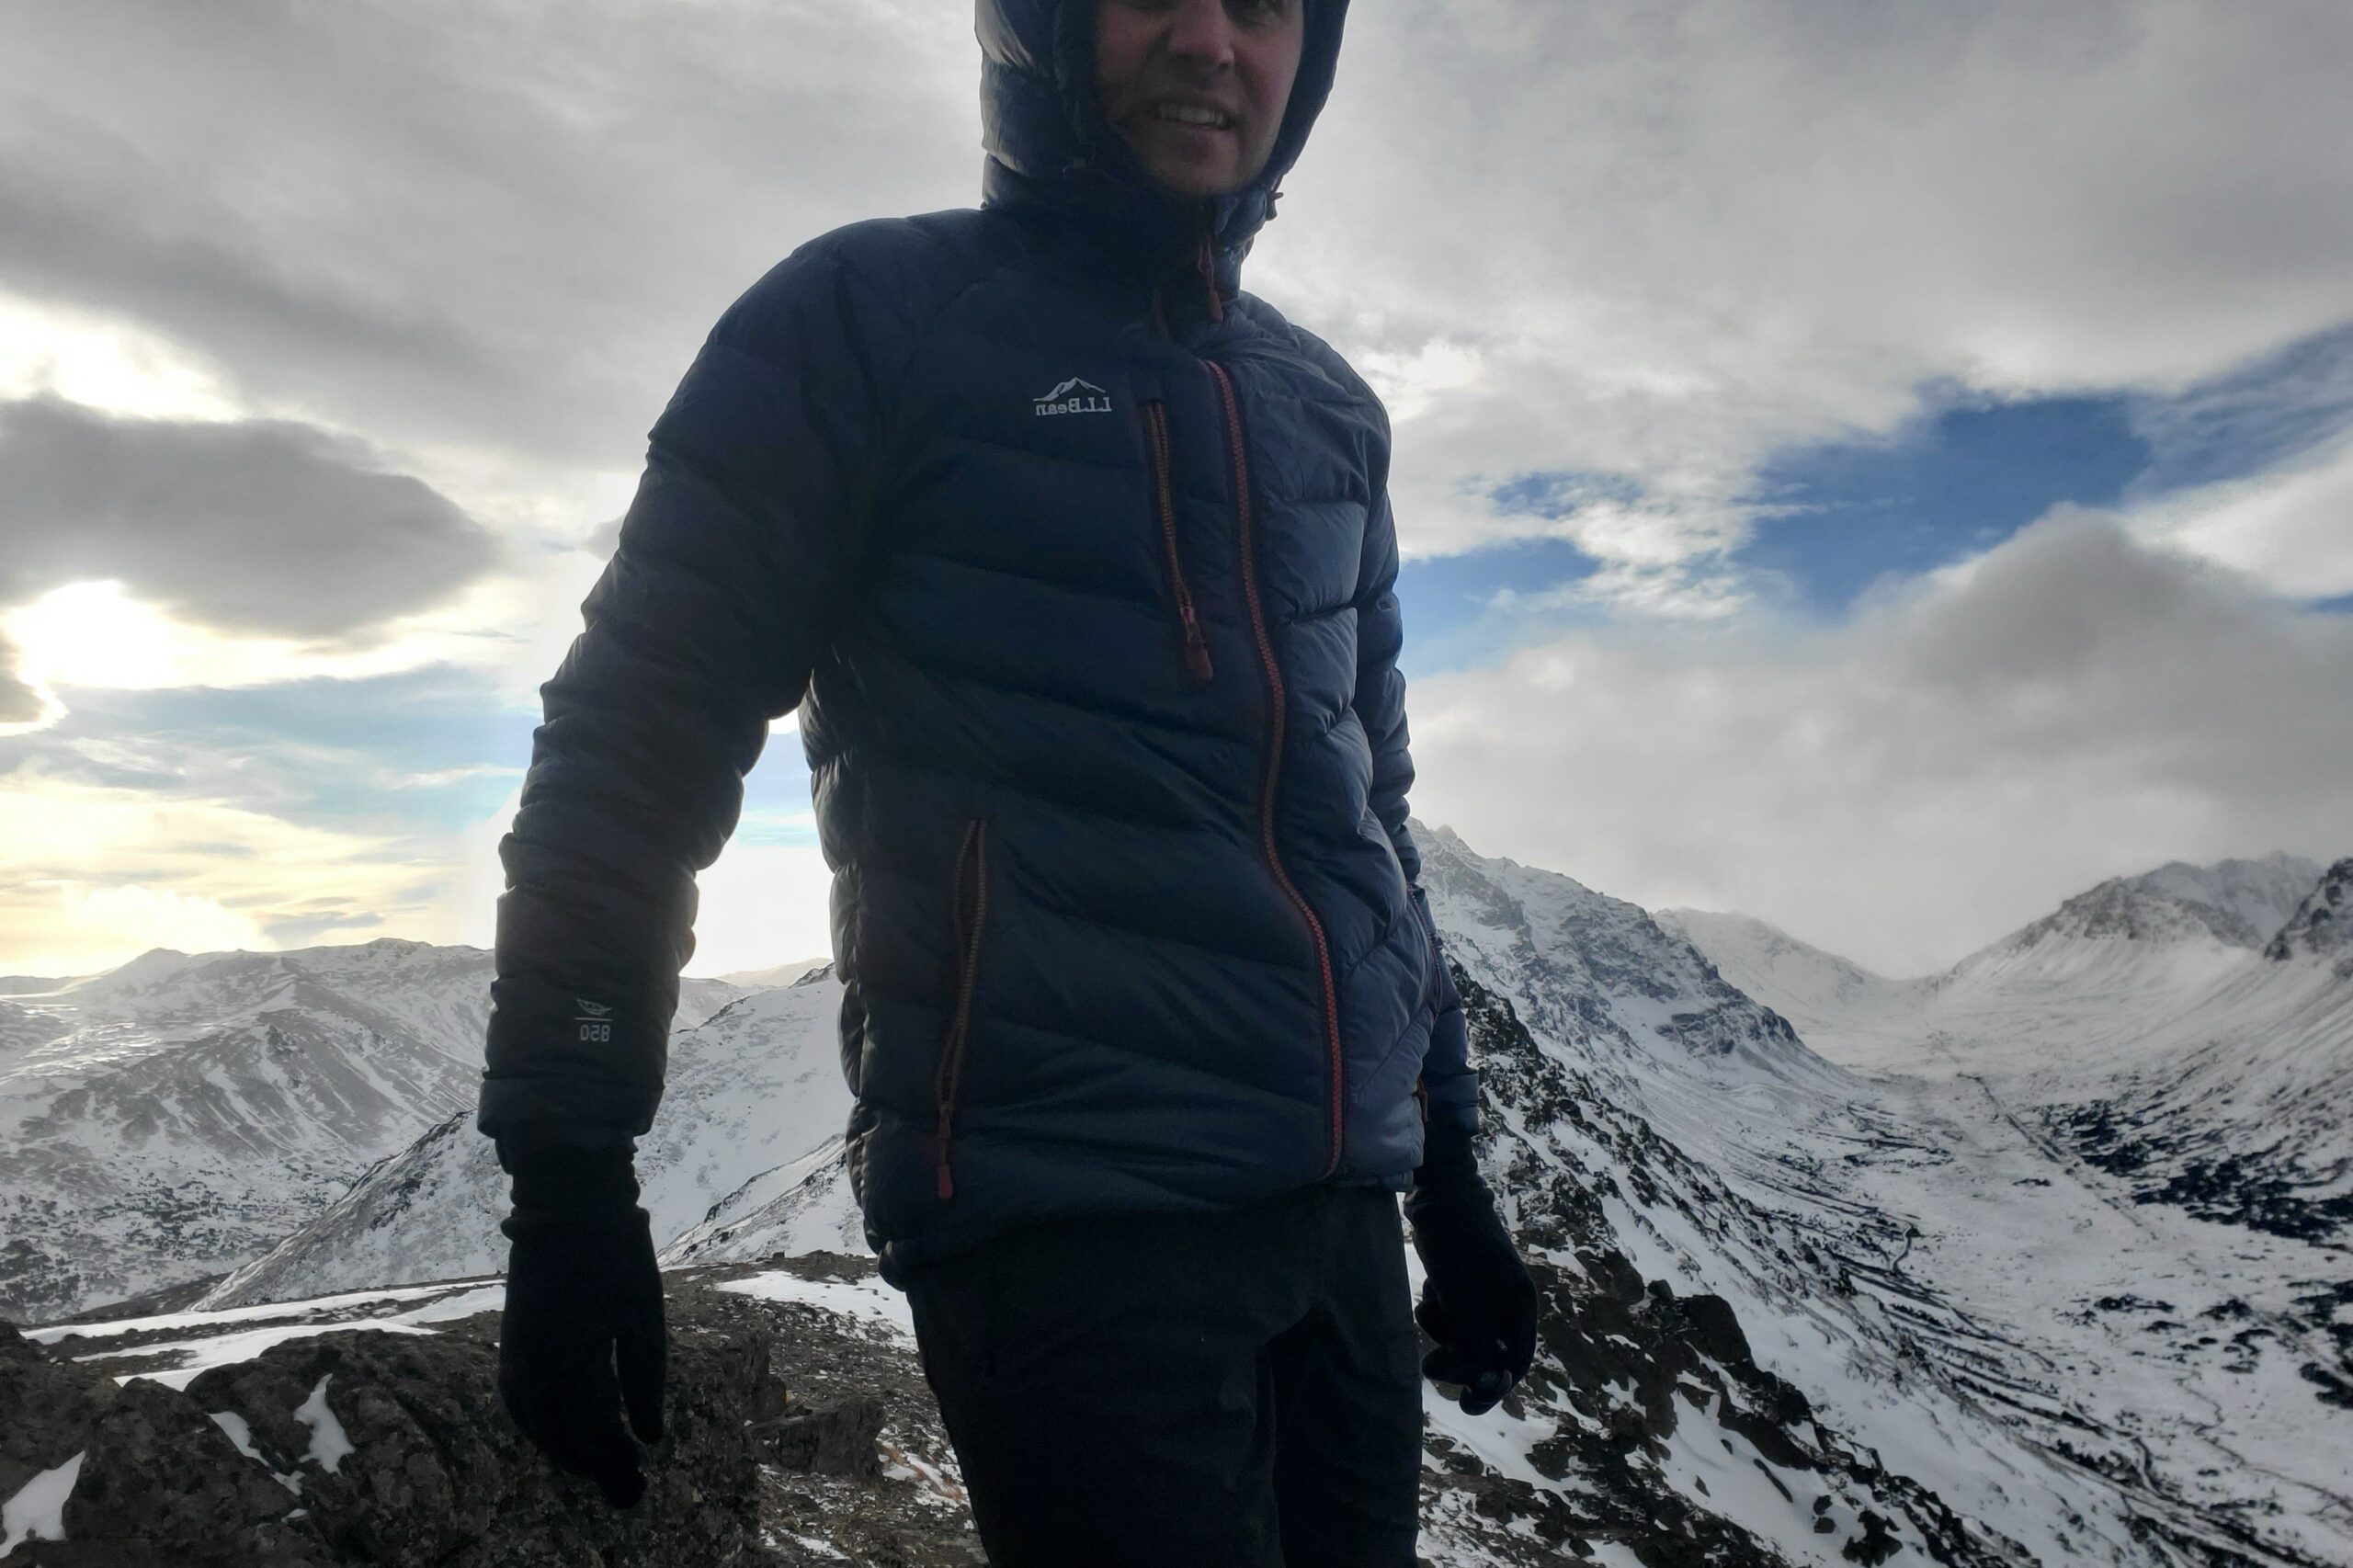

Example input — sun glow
[0,577,532,711]
[0,293,243,423]
[0,767,460,977]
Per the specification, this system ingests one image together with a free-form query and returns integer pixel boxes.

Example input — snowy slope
[202,970,854,1308]
[2267,857,2353,961]
[2040,869,2353,1250]
[17,834,2352,1562]
[1909,854,2322,1061]
[1411,825,1836,1088]
[1668,856,2353,1248]
[1988,854,2322,955]
[1652,907,1917,1051]
[715,829,2351,1561]
[0,938,744,1322]
[1418,835,2353,1565]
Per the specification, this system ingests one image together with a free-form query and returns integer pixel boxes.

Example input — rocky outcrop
[2,1321,321,1566]
[0,1270,984,1567]
[2266,858,2353,962]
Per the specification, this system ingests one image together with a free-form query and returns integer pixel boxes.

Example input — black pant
[902,1181,1424,1567]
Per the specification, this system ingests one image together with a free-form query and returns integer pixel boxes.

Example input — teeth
[1154,103,1230,128]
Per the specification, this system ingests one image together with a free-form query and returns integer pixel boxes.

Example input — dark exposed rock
[2057,1100,2353,1245]
[47,1379,319,1568]
[1843,1507,1905,1563]
[758,1397,886,1478]
[1672,1293,1752,1369]
[182,1316,770,1567]
[2265,858,2352,961]
[0,1294,800,1566]
[1,1323,326,1567]
[1,1322,105,1500]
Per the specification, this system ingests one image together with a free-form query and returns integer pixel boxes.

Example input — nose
[1158,0,1239,71]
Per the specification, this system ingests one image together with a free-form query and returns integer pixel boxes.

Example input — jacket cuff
[1407,1113,1487,1210]
[503,1142,641,1213]
[493,1122,638,1176]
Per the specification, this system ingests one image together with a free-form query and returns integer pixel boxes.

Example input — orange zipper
[1202,358,1344,1180]
[1142,400,1214,681]
[934,818,990,1199]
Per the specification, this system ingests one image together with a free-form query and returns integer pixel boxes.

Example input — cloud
[0,290,242,422]
[0,395,500,640]
[2125,433,2353,601]
[1405,512,2353,976]
[1267,0,2353,580]
[7,0,2347,595]
[4,0,2348,978]
[0,0,974,489]
[0,665,530,835]
[0,627,48,727]
[0,760,462,975]
[2127,324,2353,495]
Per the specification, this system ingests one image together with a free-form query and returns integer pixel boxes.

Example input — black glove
[1404,1124,1539,1415]
[496,1142,667,1506]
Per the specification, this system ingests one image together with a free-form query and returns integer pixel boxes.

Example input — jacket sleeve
[1354,476,1480,1147]
[477,243,897,1158]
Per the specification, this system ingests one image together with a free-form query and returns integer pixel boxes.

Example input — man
[480,0,1539,1562]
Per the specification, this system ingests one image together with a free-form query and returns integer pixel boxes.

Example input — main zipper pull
[1179,603,1214,680]
[1198,221,1224,324]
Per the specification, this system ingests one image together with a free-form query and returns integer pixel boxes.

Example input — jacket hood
[976,0,1350,297]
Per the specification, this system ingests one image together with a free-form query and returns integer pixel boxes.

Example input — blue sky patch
[1736,392,2151,617]
[1396,537,1605,677]
[2128,323,2353,496]
[2,666,525,833]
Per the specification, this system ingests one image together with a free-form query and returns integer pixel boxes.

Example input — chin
[1156,171,1234,198]
[1143,156,1257,199]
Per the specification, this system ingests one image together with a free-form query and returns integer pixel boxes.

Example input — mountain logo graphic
[1033,377,1113,416]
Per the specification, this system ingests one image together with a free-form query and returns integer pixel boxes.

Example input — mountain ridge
[9,832,2350,1562]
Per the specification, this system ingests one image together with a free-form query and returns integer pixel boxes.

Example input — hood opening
[978,0,1351,265]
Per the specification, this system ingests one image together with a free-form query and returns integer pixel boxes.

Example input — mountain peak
[2265,857,2353,961]
[1988,852,2322,960]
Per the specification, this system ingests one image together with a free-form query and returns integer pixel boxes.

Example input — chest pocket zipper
[1141,400,1214,682]
[934,817,991,1199]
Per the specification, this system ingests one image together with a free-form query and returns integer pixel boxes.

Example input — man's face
[1095,0,1306,199]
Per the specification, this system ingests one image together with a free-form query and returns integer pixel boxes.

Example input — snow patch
[294,1374,352,1474]
[208,1411,301,1494]
[714,1270,914,1337]
[0,1451,84,1558]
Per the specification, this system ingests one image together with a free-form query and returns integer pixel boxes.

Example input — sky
[3,0,2351,982]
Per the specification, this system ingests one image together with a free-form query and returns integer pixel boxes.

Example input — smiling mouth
[1149,102,1236,131]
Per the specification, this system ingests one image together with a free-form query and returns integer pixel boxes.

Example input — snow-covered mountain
[1662,851,2353,1556]
[2267,857,2353,962]
[0,938,745,1322]
[713,956,834,988]
[15,833,2352,1562]
[1652,907,1911,1047]
[160,827,2352,1563]
[200,970,858,1309]
[1985,854,2320,957]
[1668,854,2353,1250]
[1421,831,2351,1565]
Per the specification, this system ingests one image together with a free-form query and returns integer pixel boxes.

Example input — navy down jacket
[478,0,1478,1284]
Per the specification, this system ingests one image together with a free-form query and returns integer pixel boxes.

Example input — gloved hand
[1404,1123,1539,1416]
[495,1142,667,1506]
